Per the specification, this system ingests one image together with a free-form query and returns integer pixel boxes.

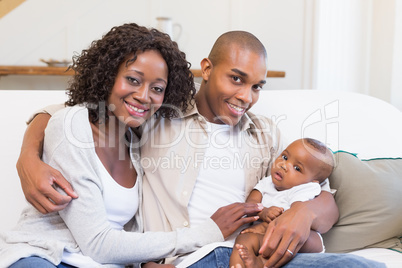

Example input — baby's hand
[258,206,284,223]
[241,221,268,234]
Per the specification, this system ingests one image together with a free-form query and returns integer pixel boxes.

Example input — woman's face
[108,50,168,128]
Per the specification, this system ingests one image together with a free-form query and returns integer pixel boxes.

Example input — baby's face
[271,140,321,191]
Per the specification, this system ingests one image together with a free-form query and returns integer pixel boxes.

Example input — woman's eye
[153,87,165,93]
[127,76,139,84]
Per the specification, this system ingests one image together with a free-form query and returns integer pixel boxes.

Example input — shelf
[0,65,285,78]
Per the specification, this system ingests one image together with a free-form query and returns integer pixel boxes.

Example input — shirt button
[183,221,189,227]
[198,116,203,121]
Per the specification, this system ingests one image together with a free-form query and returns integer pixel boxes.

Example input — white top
[254,176,321,211]
[188,122,245,229]
[102,169,139,230]
[181,122,246,267]
[62,159,139,266]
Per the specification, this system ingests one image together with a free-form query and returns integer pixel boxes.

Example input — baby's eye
[294,166,301,172]
[282,155,288,161]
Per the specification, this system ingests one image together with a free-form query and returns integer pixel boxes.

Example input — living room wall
[0,0,309,92]
[0,0,400,110]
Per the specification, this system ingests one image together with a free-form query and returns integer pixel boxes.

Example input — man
[16,31,382,268]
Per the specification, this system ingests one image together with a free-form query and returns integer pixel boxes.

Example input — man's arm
[16,113,78,214]
[305,191,339,233]
[259,191,338,267]
[299,231,324,253]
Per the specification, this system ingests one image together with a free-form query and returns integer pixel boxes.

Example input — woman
[0,23,223,268]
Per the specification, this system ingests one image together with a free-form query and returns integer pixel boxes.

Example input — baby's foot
[235,244,264,268]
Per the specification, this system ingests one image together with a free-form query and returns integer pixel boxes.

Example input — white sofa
[1,89,401,267]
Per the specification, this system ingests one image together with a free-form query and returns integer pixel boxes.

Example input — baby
[229,138,335,268]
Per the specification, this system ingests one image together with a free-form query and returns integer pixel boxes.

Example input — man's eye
[232,76,241,83]
[253,85,263,91]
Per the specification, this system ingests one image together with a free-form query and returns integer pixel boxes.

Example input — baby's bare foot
[236,244,264,268]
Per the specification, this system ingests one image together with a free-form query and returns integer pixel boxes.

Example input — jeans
[9,256,77,268]
[188,247,232,268]
[188,247,386,268]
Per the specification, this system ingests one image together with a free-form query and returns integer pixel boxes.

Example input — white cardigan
[0,106,223,268]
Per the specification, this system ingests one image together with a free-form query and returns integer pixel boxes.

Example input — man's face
[199,45,267,126]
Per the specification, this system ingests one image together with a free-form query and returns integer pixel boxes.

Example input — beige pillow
[322,152,402,253]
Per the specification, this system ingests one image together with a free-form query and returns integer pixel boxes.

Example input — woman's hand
[211,202,262,238]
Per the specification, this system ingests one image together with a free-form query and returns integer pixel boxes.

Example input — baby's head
[271,138,334,191]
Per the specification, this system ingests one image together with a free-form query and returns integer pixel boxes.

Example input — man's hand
[211,202,262,238]
[259,202,314,268]
[17,154,77,214]
[16,113,78,214]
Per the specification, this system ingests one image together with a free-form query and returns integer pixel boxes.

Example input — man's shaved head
[208,31,267,66]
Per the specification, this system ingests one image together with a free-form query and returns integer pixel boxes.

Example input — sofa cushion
[322,151,402,253]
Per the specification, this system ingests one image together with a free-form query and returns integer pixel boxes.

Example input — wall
[313,0,402,111]
[0,0,310,91]
[391,0,402,110]
[2,0,400,110]
[314,0,372,93]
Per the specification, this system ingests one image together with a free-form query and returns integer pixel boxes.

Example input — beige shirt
[139,100,283,235]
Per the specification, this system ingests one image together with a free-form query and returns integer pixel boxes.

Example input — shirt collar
[176,101,256,133]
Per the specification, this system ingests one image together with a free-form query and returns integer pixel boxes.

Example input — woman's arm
[16,113,77,214]
[258,191,338,267]
[44,107,237,264]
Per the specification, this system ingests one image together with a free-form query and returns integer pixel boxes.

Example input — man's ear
[200,58,212,81]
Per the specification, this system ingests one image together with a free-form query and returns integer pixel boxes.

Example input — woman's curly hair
[65,23,195,122]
